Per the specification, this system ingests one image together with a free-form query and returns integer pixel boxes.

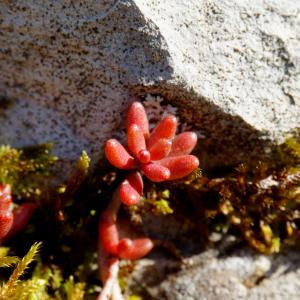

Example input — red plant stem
[100,100,200,299]
[97,191,124,300]
[97,253,122,300]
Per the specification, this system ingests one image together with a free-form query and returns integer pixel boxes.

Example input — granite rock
[134,0,300,167]
[0,0,300,170]
[127,243,300,300]
[0,0,172,168]
[1,2,300,299]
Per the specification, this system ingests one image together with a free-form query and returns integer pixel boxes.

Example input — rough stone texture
[1,2,300,299]
[0,0,172,167]
[0,0,300,170]
[127,242,300,300]
[134,0,300,167]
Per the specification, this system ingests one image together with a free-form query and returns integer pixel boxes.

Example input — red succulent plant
[105,102,199,206]
[97,101,200,300]
[0,184,14,239]
[0,184,35,241]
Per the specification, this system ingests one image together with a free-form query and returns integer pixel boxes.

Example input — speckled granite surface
[0,0,299,170]
[1,1,300,299]
[127,240,300,300]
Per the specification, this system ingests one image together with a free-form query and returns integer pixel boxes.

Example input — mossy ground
[0,138,299,299]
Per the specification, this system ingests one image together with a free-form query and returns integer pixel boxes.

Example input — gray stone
[0,0,300,170]
[0,0,172,168]
[134,0,300,167]
[1,2,300,299]
[127,244,300,300]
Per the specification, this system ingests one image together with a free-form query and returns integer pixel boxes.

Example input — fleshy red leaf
[141,163,170,182]
[0,212,13,240]
[158,155,199,180]
[137,150,151,164]
[119,172,143,206]
[169,132,198,156]
[147,115,177,148]
[98,214,119,255]
[117,238,154,260]
[148,138,172,161]
[127,102,149,139]
[105,139,137,170]
[0,185,12,212]
[0,185,13,239]
[127,124,150,163]
[119,179,141,207]
[127,171,143,194]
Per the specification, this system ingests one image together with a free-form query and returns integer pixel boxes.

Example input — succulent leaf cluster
[105,102,199,206]
[101,101,199,260]
[98,101,200,299]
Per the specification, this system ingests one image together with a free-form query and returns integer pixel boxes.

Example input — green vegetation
[0,243,86,300]
[174,138,300,253]
[0,138,300,298]
[0,242,42,299]
[0,144,57,198]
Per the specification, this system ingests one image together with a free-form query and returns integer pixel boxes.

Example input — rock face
[128,243,300,300]
[0,0,300,169]
[0,0,172,168]
[1,2,300,299]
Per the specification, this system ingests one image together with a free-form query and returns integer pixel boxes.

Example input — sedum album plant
[98,101,199,299]
[0,185,36,242]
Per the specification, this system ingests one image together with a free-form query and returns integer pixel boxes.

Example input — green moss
[144,188,174,215]
[127,295,143,300]
[0,144,57,198]
[1,137,300,298]
[0,146,95,299]
[57,150,90,208]
[153,199,174,215]
[0,242,42,299]
[0,243,87,300]
[176,137,300,254]
[63,276,85,300]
